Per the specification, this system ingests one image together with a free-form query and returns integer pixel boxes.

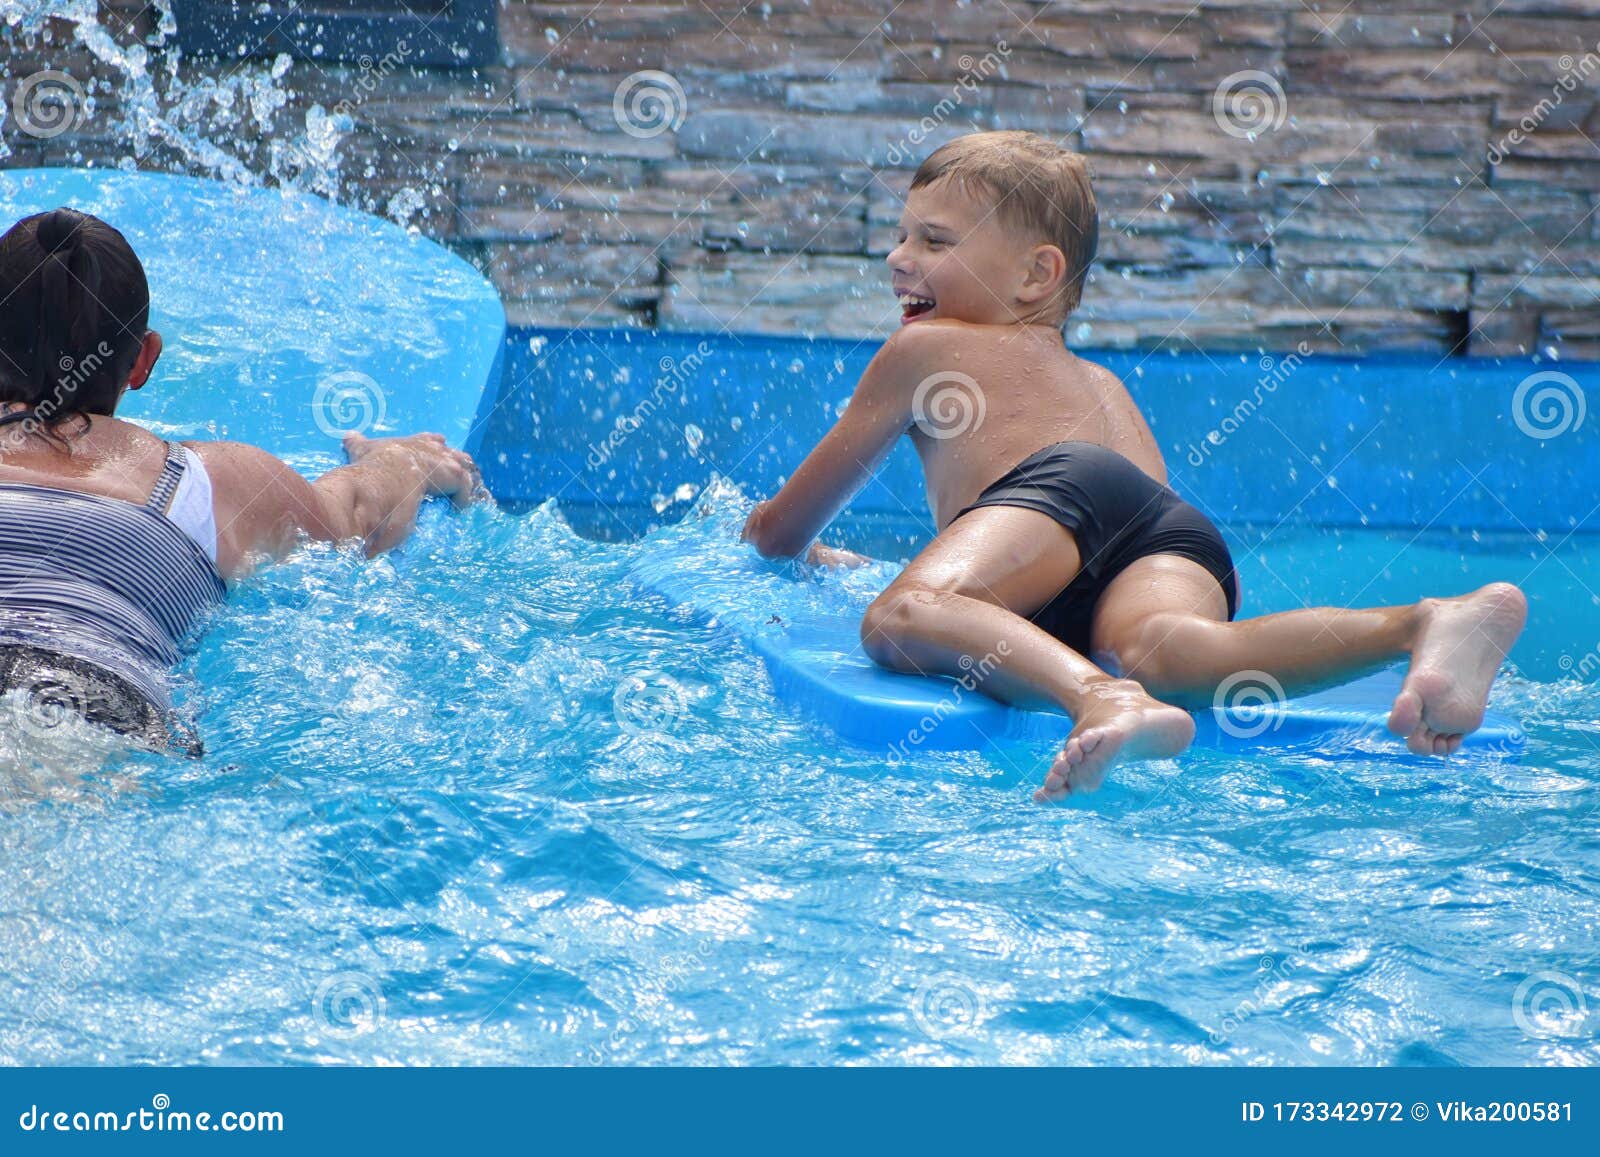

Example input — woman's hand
[343,431,483,509]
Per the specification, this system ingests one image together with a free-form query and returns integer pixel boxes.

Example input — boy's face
[887,178,1036,327]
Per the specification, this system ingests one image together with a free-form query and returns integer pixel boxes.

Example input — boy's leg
[859,506,1195,799]
[1087,555,1528,757]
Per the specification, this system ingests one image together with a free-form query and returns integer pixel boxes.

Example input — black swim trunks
[953,441,1238,654]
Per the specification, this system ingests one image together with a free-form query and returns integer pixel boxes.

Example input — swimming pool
[1,318,1596,1065]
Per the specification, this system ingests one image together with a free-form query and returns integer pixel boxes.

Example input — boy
[741,131,1526,801]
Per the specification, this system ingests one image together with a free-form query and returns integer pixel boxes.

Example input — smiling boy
[741,131,1526,800]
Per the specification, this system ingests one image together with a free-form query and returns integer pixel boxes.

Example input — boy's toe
[1388,687,1423,738]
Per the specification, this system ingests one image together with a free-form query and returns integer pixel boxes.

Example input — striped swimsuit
[0,416,227,753]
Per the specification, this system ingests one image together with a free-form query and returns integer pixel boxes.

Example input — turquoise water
[1,486,1596,1065]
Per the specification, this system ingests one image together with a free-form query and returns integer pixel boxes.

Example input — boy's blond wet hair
[911,131,1098,319]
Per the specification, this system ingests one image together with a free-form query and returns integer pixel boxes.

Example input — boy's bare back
[888,319,1165,530]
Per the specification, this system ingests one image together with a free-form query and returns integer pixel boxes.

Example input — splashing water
[2,0,368,209]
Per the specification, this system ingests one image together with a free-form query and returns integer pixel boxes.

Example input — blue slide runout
[0,169,505,462]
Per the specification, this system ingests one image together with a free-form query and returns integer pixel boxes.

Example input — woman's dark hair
[0,207,150,423]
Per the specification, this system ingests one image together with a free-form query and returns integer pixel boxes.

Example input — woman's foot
[1037,679,1195,801]
[1388,582,1528,755]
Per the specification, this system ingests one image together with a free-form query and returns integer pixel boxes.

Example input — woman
[0,207,481,753]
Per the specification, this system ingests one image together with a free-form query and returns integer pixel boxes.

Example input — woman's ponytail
[31,209,105,406]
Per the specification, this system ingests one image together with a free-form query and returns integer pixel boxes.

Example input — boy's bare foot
[1388,582,1527,756]
[1036,679,1195,802]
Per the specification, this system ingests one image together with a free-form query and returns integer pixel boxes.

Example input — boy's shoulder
[878,319,1115,384]
[876,318,1037,366]
[877,318,983,361]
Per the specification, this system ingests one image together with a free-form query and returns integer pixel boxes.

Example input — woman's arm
[191,432,481,581]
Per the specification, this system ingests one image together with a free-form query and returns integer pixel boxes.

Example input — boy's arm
[742,335,917,559]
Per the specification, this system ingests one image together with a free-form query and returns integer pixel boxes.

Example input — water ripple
[1,489,1597,1064]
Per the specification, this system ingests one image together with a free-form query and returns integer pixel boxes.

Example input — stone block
[1541,308,1600,361]
[1486,51,1593,89]
[515,23,880,83]
[1544,308,1600,337]
[1283,48,1499,99]
[1080,153,1251,183]
[1469,15,1600,54]
[1491,88,1599,133]
[1288,13,1457,49]
[500,3,728,67]
[678,107,965,167]
[887,44,1284,95]
[1288,266,1472,311]
[1467,308,1541,358]
[456,156,654,213]
[699,171,869,254]
[661,251,893,337]
[1491,157,1600,188]
[886,3,1280,56]
[502,291,653,330]
[1461,0,1600,13]
[1473,273,1600,310]
[1097,228,1255,269]
[1080,92,1491,168]
[1495,128,1600,161]
[1076,263,1281,321]
[487,241,662,326]
[416,109,680,161]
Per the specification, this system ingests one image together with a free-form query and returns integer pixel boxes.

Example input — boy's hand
[740,500,771,549]
[805,542,873,569]
[744,502,871,568]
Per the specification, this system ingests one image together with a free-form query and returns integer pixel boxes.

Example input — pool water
[1,483,1596,1065]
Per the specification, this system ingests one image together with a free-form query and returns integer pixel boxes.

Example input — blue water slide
[0,169,504,465]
